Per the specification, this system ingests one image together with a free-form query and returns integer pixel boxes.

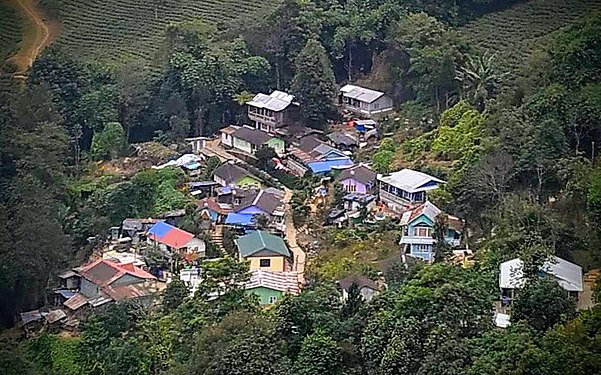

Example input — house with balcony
[399,201,463,262]
[246,90,298,133]
[378,168,445,213]
[339,85,394,118]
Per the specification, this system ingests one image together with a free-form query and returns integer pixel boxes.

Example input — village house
[235,230,292,272]
[336,164,377,194]
[288,135,354,176]
[195,197,231,229]
[121,218,159,244]
[246,90,299,133]
[499,256,584,307]
[339,84,394,118]
[62,259,158,314]
[232,125,285,155]
[399,201,463,262]
[245,269,300,305]
[225,189,286,231]
[146,221,206,257]
[378,168,445,213]
[338,275,380,303]
[220,125,238,148]
[327,131,358,152]
[213,162,262,188]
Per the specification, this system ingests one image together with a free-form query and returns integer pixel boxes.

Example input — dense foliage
[1,1,601,374]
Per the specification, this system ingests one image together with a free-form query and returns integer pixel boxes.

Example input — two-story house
[378,168,445,213]
[235,230,291,272]
[339,85,394,118]
[63,259,157,313]
[247,90,298,133]
[399,201,463,262]
[336,164,377,194]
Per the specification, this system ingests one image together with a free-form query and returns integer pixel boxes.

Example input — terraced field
[54,0,281,65]
[458,0,601,74]
[0,2,22,69]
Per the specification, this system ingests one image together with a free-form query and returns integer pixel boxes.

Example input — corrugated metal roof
[236,230,290,258]
[337,165,376,186]
[378,168,445,193]
[246,269,299,294]
[247,90,295,112]
[225,213,255,226]
[64,293,89,311]
[232,126,274,146]
[308,158,354,174]
[340,84,385,103]
[46,309,67,324]
[147,221,196,250]
[500,256,584,291]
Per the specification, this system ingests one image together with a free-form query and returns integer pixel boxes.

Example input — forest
[1,0,601,374]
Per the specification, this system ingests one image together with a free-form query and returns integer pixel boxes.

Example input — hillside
[52,0,281,66]
[458,0,601,74]
[0,2,22,70]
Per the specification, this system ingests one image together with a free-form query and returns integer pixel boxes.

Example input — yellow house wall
[246,256,286,272]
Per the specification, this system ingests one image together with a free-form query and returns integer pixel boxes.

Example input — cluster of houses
[18,83,593,331]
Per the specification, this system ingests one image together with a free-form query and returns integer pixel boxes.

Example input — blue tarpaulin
[225,213,255,226]
[308,158,354,174]
[147,221,171,237]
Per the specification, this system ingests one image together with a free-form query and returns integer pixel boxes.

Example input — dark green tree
[163,278,189,312]
[293,330,342,375]
[90,121,125,160]
[512,277,577,332]
[291,38,336,130]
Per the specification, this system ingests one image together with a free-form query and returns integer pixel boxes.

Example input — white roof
[378,169,445,193]
[245,269,300,294]
[247,90,295,112]
[340,84,385,103]
[499,256,583,292]
[495,312,511,328]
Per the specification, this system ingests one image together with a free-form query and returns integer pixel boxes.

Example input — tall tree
[291,38,336,130]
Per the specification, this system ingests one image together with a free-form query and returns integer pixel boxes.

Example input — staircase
[212,224,226,255]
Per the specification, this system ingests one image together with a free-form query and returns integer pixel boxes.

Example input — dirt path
[7,0,57,76]
[283,188,307,285]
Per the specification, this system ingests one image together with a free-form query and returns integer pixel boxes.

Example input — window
[347,184,356,192]
[268,296,278,304]
[413,227,432,237]
[416,244,431,251]
[260,259,271,267]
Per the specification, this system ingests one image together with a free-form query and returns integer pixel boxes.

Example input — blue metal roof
[225,213,255,226]
[308,158,354,174]
[147,221,172,237]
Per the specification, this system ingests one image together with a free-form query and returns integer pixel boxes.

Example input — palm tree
[455,51,510,110]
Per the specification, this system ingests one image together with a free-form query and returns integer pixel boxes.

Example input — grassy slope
[458,0,601,74]
[54,0,281,66]
[0,3,23,69]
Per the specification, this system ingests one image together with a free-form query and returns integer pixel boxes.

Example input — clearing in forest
[458,0,601,74]
[52,0,281,66]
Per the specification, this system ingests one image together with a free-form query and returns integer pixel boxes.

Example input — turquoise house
[399,201,462,262]
[244,269,299,306]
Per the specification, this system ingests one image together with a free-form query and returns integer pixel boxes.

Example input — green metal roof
[235,230,291,258]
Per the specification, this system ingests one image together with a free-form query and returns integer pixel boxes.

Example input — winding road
[8,0,53,76]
